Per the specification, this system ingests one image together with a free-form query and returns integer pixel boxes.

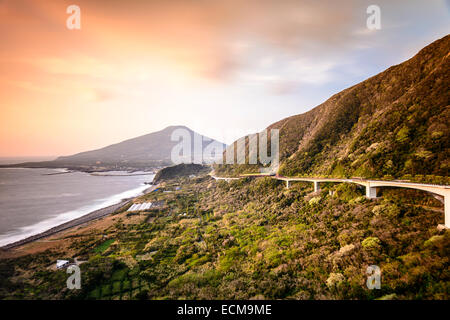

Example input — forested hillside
[1,174,448,299]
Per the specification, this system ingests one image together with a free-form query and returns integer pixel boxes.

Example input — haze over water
[0,165,154,246]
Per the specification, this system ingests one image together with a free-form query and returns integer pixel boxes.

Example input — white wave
[52,168,70,173]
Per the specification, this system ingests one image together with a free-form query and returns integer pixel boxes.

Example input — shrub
[362,237,381,250]
[424,235,445,248]
[349,196,366,205]
[94,239,115,254]
[326,273,345,288]
[372,204,400,218]
[335,183,362,202]
[377,293,397,300]
[396,126,410,143]
[308,197,321,206]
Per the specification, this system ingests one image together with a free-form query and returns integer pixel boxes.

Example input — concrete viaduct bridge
[212,174,450,228]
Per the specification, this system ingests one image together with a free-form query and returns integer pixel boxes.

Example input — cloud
[91,88,114,102]
[0,1,376,80]
[0,0,449,156]
[2,0,447,85]
[269,81,299,95]
[33,57,114,77]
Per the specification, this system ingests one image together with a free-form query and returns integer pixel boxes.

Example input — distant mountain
[4,126,226,171]
[217,35,450,182]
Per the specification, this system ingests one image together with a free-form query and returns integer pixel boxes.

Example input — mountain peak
[161,125,191,132]
[36,125,227,169]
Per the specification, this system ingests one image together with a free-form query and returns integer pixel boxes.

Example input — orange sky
[1,0,449,157]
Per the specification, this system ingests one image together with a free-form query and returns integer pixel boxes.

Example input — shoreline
[0,184,159,250]
[0,162,163,174]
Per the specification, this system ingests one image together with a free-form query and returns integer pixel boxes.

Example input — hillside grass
[1,173,448,300]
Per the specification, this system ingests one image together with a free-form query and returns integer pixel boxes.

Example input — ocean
[0,165,154,247]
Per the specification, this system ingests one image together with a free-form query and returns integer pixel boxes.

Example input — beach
[0,167,156,248]
[1,184,158,250]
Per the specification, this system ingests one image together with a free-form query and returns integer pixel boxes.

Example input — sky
[0,0,449,157]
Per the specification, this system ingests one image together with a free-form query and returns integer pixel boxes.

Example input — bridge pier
[314,181,320,193]
[366,185,378,199]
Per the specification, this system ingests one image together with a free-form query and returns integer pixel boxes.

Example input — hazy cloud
[0,0,449,155]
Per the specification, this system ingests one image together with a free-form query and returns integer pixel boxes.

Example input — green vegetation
[1,36,449,301]
[153,164,209,183]
[94,239,115,253]
[215,35,450,184]
[1,173,448,300]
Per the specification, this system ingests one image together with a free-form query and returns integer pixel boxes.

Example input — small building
[56,260,70,269]
[128,202,153,212]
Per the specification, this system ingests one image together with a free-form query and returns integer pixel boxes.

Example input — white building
[56,260,70,269]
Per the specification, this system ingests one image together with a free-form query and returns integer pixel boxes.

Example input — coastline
[0,184,159,250]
